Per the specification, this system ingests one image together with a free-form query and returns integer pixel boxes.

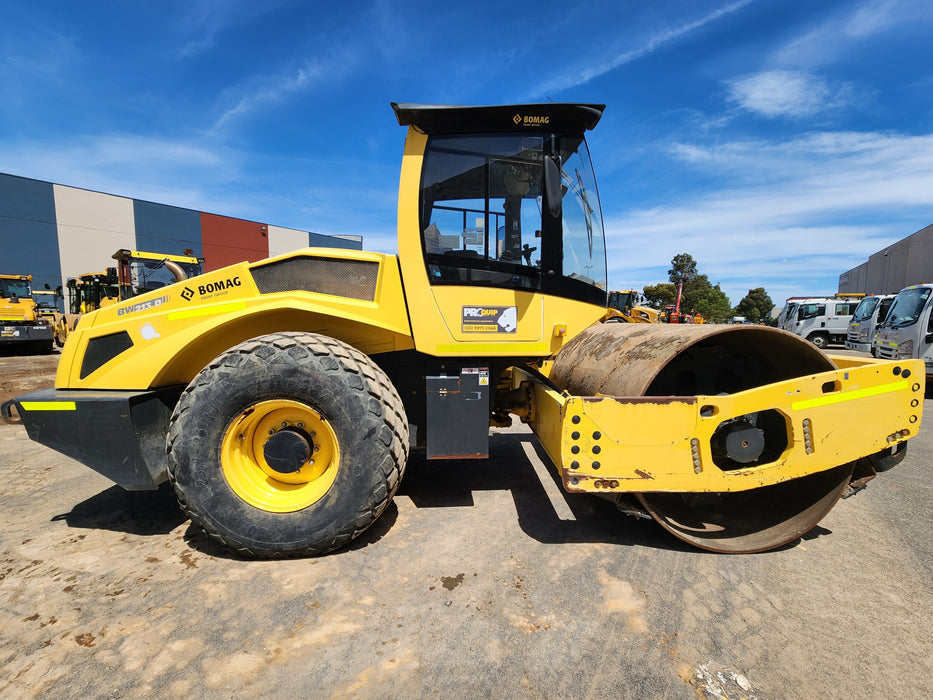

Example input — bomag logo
[198,277,242,295]
[513,114,550,126]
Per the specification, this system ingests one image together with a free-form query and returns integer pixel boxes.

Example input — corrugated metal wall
[838,223,933,294]
[0,174,62,292]
[54,184,136,284]
[134,200,203,259]
[0,172,362,292]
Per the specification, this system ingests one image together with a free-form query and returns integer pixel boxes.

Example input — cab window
[834,302,858,315]
[798,303,825,320]
[877,297,894,324]
[851,298,878,322]
[419,133,607,304]
[421,135,544,290]
[885,288,932,329]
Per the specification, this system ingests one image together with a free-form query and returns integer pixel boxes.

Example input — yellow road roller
[2,103,923,556]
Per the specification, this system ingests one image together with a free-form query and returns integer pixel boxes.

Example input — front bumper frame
[3,386,183,490]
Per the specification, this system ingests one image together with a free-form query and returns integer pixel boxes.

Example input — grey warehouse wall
[839,223,933,294]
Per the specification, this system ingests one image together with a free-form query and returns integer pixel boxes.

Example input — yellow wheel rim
[221,399,340,513]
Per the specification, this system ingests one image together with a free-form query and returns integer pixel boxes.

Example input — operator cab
[0,275,31,301]
[393,103,609,356]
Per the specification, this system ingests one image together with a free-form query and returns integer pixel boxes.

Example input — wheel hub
[263,428,312,474]
[220,399,340,513]
[712,419,765,465]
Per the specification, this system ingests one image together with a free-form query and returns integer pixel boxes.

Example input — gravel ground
[0,347,930,699]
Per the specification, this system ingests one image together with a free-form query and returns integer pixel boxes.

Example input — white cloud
[210,50,358,133]
[174,0,291,60]
[772,0,933,68]
[0,131,403,244]
[844,0,910,37]
[606,130,933,302]
[726,70,852,119]
[531,0,755,96]
[0,133,237,212]
[212,60,327,132]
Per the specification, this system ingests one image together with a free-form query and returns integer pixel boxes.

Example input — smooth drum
[551,323,835,397]
[550,323,854,553]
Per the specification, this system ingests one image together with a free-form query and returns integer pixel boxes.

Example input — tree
[668,253,698,288]
[642,283,676,308]
[690,283,733,323]
[642,253,735,323]
[734,287,774,323]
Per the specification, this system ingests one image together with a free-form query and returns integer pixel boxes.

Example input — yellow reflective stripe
[435,342,551,354]
[792,380,909,411]
[167,301,248,321]
[21,401,76,411]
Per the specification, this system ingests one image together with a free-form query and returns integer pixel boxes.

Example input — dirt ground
[0,350,931,699]
[0,349,60,405]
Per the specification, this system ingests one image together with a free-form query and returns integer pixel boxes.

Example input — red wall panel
[200,213,269,271]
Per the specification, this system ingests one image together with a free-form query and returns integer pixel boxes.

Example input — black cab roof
[392,102,605,134]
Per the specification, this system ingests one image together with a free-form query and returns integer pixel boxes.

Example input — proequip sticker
[461,306,517,333]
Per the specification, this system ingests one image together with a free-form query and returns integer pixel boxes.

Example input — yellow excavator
[2,103,922,556]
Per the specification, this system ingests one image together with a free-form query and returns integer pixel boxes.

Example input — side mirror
[925,333,933,344]
[544,156,562,218]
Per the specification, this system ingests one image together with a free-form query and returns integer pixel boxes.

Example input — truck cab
[777,297,805,330]
[845,294,895,354]
[873,284,933,375]
[788,295,862,349]
[780,301,806,331]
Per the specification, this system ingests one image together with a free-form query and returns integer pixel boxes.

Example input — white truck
[786,295,862,348]
[873,284,933,376]
[777,297,808,331]
[845,294,895,354]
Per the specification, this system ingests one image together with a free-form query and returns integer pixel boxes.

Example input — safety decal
[461,306,517,333]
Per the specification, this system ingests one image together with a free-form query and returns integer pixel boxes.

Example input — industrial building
[838,223,933,294]
[0,172,361,293]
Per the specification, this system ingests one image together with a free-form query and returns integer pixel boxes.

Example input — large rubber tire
[167,332,409,558]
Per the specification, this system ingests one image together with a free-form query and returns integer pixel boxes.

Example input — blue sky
[1,0,931,306]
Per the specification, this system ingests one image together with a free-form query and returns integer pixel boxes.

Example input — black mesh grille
[251,256,380,301]
[80,331,134,379]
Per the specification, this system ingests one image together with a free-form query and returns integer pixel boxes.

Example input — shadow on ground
[50,431,836,559]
